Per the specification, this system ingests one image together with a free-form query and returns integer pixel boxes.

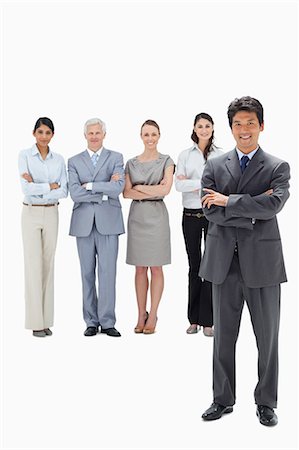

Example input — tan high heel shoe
[143,316,158,334]
[134,311,149,333]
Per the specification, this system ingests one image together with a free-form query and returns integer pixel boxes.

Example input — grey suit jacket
[68,148,125,237]
[199,148,290,288]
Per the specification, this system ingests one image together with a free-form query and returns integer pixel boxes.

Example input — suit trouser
[212,253,280,408]
[182,209,213,326]
[76,225,119,329]
[21,204,58,330]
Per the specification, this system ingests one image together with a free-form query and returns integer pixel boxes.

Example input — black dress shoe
[256,405,278,426]
[101,327,121,337]
[202,402,233,421]
[84,326,98,336]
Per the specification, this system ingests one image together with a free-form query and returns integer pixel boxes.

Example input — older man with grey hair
[68,118,125,337]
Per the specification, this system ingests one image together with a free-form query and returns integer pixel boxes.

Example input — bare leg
[146,266,164,329]
[135,266,149,329]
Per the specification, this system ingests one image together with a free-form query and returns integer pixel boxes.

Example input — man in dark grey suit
[68,118,125,337]
[200,97,290,426]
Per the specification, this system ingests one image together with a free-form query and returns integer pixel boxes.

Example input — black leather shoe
[101,327,121,337]
[84,326,98,336]
[202,402,233,421]
[256,405,278,426]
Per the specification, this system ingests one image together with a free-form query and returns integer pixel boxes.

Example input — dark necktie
[240,155,249,173]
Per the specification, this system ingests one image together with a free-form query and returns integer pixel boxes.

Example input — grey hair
[84,118,106,135]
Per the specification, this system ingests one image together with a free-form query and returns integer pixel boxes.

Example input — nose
[239,124,251,132]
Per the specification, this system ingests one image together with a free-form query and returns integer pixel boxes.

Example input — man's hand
[264,189,273,195]
[111,173,121,181]
[202,188,229,209]
[22,172,33,183]
[50,183,59,190]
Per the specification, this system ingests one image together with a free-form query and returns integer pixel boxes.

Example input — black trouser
[182,208,213,327]
[212,253,280,407]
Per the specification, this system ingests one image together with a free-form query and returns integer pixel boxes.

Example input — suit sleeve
[225,161,290,220]
[91,153,125,199]
[68,158,103,203]
[201,160,253,229]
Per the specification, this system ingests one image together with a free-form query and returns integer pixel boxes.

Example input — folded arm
[132,165,174,197]
[19,152,50,196]
[201,160,253,229]
[175,158,201,192]
[123,173,153,200]
[225,161,290,220]
[91,154,125,199]
[43,159,68,200]
[68,159,103,203]
[201,160,290,227]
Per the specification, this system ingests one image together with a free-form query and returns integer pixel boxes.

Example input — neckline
[135,152,161,163]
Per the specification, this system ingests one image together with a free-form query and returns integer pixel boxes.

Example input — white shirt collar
[32,144,53,159]
[86,146,103,158]
[236,146,259,161]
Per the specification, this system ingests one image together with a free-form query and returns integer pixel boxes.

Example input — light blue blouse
[18,144,68,205]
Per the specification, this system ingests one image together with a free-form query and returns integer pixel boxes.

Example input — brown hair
[191,112,214,161]
[140,119,160,134]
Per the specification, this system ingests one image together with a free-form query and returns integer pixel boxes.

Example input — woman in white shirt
[18,117,68,337]
[175,113,222,336]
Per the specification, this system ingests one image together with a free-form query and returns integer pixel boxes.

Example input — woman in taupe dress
[123,120,174,334]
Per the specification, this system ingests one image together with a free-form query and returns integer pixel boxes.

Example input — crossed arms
[123,165,174,200]
[201,160,290,229]
[68,154,125,203]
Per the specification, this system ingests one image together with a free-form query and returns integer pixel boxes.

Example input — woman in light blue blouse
[18,117,68,337]
[175,113,222,336]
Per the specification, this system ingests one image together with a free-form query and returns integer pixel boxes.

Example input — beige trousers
[21,205,58,330]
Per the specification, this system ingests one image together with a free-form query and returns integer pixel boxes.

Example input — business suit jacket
[199,148,290,288]
[68,148,125,237]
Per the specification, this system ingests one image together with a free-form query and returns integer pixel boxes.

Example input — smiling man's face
[231,111,264,153]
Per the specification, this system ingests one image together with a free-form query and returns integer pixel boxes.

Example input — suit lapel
[225,149,242,184]
[237,148,264,192]
[93,148,110,178]
[81,150,95,175]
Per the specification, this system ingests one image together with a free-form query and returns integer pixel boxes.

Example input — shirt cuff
[86,182,92,190]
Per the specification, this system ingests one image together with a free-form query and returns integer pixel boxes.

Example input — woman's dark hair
[33,117,55,133]
[191,112,214,161]
[140,119,160,134]
[227,96,264,128]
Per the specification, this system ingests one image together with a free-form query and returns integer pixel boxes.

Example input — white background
[1,1,298,449]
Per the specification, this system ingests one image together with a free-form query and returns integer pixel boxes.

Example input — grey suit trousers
[212,253,280,408]
[76,225,119,329]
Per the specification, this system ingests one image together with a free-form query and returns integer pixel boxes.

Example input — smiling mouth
[240,135,251,140]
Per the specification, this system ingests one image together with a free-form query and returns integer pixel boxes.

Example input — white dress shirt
[18,144,68,205]
[175,144,223,208]
[236,146,259,162]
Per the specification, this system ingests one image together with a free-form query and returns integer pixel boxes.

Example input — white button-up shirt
[18,144,68,205]
[175,144,223,208]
